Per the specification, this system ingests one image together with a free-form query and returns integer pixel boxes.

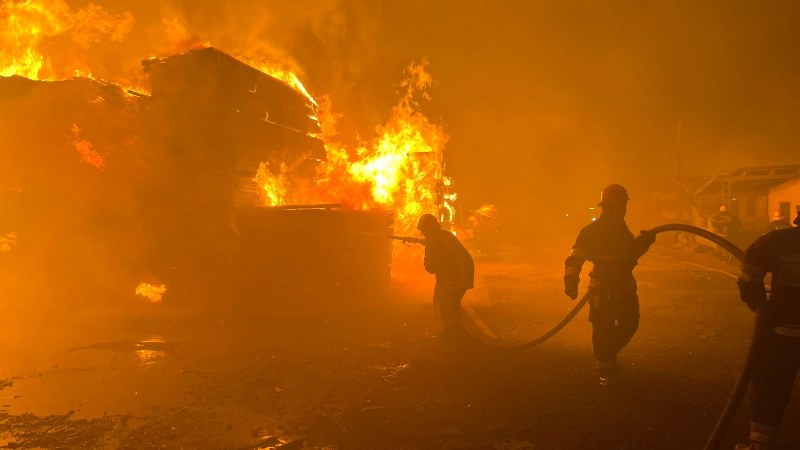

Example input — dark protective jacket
[565,214,652,291]
[739,227,800,336]
[424,229,474,290]
[713,211,742,235]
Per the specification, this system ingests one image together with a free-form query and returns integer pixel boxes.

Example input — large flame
[341,61,450,230]
[244,57,318,107]
[254,61,456,234]
[1,2,459,269]
[1,0,133,80]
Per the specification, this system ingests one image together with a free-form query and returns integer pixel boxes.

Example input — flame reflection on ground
[135,336,168,366]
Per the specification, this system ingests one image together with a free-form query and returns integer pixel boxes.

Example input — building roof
[143,47,320,136]
[679,164,800,196]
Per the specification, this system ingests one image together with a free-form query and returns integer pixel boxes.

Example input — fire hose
[463,223,762,450]
[650,224,761,450]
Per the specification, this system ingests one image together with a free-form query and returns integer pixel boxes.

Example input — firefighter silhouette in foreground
[564,184,656,385]
[735,206,800,450]
[417,214,475,340]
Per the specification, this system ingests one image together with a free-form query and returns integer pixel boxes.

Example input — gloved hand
[564,275,579,300]
[741,290,767,312]
[743,297,764,312]
[738,278,767,312]
[635,229,657,247]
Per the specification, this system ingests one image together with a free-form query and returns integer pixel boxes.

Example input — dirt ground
[2,243,800,449]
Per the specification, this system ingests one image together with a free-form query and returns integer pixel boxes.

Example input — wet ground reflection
[69,335,175,367]
[134,336,168,366]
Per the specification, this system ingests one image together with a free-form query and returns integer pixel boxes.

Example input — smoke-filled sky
[33,0,800,217]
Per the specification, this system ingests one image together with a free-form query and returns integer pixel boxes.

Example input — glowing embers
[373,362,410,381]
[135,282,167,303]
[0,232,17,252]
[135,336,167,366]
[70,123,103,170]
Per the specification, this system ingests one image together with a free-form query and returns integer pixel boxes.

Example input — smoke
[6,0,800,245]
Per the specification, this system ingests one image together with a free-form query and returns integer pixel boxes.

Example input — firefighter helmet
[417,214,440,232]
[773,210,785,221]
[598,184,629,206]
[720,205,728,213]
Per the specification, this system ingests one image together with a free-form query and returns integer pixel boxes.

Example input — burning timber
[0,47,393,308]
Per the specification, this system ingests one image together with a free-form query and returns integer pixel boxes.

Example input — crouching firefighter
[735,205,800,450]
[564,184,655,385]
[417,214,475,340]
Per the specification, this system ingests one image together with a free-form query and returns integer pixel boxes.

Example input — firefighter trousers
[433,287,467,331]
[588,287,640,368]
[751,332,800,432]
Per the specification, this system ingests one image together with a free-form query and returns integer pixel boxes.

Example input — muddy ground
[2,243,800,449]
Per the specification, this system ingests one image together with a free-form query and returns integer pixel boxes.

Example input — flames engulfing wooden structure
[0,48,393,304]
[142,48,325,209]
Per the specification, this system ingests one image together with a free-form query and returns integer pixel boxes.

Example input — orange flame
[1,0,62,78]
[253,162,290,206]
[1,0,133,80]
[135,282,167,303]
[245,58,317,107]
[71,123,104,171]
[0,232,17,252]
[252,61,455,234]
[2,1,456,236]
[326,61,452,233]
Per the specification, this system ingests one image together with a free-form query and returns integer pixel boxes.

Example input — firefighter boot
[596,359,618,386]
[734,422,778,450]
[734,444,774,450]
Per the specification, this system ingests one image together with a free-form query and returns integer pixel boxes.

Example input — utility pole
[676,119,682,178]
[676,119,683,223]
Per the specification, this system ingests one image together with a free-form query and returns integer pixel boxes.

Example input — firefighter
[795,205,800,227]
[564,184,656,385]
[417,214,475,339]
[735,206,800,450]
[713,204,742,237]
[763,210,790,234]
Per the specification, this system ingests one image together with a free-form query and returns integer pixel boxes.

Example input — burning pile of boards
[0,48,393,306]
